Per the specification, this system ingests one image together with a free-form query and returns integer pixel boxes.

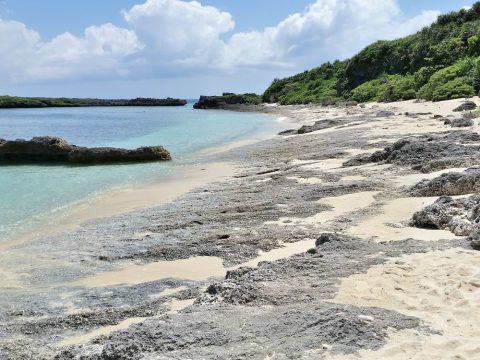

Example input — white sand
[77,239,316,288]
[266,191,378,227]
[348,197,459,242]
[329,248,480,360]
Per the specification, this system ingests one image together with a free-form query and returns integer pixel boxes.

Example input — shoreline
[1,161,235,250]
[2,97,480,359]
[0,111,287,249]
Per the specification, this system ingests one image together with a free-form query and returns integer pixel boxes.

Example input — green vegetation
[221,93,262,105]
[0,96,187,108]
[263,2,480,104]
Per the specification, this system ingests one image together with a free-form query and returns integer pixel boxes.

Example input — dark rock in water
[443,118,452,125]
[375,110,395,117]
[410,167,480,196]
[0,136,171,164]
[450,118,474,127]
[344,131,480,173]
[411,195,480,237]
[453,101,477,112]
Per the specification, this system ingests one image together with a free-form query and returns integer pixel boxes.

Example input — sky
[0,0,476,98]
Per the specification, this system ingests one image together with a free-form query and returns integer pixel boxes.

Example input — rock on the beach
[375,110,395,117]
[344,131,480,173]
[411,195,480,249]
[410,167,480,196]
[450,118,474,127]
[279,118,352,136]
[0,136,172,164]
[453,101,477,112]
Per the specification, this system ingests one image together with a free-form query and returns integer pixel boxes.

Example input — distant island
[0,96,187,109]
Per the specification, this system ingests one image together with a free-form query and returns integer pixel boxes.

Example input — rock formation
[0,136,171,164]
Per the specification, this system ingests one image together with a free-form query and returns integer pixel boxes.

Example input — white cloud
[220,0,440,69]
[0,20,141,82]
[123,0,234,65]
[0,0,442,85]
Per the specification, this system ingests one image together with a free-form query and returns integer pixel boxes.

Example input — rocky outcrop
[193,93,261,110]
[410,195,480,249]
[0,136,171,164]
[344,131,480,172]
[453,101,477,112]
[449,118,474,127]
[279,118,357,135]
[410,168,480,196]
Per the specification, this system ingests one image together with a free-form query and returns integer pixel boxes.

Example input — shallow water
[0,102,274,241]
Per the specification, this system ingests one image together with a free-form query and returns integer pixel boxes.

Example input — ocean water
[0,102,274,242]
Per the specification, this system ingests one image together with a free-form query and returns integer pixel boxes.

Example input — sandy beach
[1,98,480,359]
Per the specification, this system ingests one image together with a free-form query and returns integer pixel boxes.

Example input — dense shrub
[263,2,480,104]
[418,59,477,101]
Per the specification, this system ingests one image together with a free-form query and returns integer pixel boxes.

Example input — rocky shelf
[0,136,172,164]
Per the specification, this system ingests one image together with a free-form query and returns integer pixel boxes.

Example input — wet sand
[0,161,235,251]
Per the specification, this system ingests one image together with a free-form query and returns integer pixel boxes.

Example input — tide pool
[0,102,274,242]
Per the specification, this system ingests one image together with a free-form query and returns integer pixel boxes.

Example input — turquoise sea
[0,102,275,242]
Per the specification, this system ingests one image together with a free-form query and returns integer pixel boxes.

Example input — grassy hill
[263,3,480,105]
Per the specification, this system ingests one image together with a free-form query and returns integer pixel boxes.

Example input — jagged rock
[410,168,480,196]
[468,229,480,250]
[0,136,171,164]
[344,131,480,172]
[450,118,474,127]
[316,233,343,246]
[453,101,477,112]
[410,195,480,238]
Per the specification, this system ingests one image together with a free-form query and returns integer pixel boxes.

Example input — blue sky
[0,0,476,98]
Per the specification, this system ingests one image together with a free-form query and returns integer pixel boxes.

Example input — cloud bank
[0,0,441,84]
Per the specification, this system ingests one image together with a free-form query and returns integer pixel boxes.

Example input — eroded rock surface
[411,195,480,249]
[0,136,171,164]
[344,131,480,172]
[410,168,480,196]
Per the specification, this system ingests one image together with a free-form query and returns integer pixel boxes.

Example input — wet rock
[450,118,474,127]
[453,101,477,112]
[0,136,171,164]
[410,168,480,196]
